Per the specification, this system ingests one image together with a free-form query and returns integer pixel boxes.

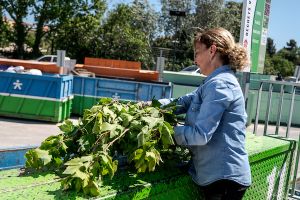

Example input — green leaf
[141,116,163,129]
[137,132,145,147]
[63,165,81,175]
[112,103,124,113]
[64,155,93,166]
[145,152,156,171]
[91,161,101,178]
[40,135,59,150]
[100,122,117,133]
[35,148,52,165]
[92,113,103,134]
[159,122,175,148]
[151,99,162,108]
[120,113,134,127]
[59,120,75,133]
[75,178,82,192]
[54,157,63,166]
[98,98,112,105]
[103,106,117,121]
[129,120,143,131]
[83,180,100,197]
[25,149,43,169]
[73,170,89,180]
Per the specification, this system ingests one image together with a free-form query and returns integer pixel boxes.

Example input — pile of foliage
[24,98,180,196]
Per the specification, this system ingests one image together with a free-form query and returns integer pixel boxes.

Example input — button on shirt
[164,65,251,186]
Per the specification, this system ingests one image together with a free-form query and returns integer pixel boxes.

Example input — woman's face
[194,42,212,76]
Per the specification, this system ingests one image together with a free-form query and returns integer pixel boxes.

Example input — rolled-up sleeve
[174,80,233,146]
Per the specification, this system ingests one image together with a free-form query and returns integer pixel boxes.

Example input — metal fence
[253,79,300,199]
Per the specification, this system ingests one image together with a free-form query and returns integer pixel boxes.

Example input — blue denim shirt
[161,65,251,186]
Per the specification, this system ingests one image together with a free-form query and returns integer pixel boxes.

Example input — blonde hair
[194,27,249,71]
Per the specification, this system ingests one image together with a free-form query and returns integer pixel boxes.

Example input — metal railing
[253,79,300,199]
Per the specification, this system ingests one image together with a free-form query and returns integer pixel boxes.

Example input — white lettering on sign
[13,80,23,90]
[256,11,262,16]
[254,20,261,25]
[253,29,261,35]
[261,28,268,45]
[252,39,259,44]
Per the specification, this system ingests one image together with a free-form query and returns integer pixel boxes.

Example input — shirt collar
[203,65,231,84]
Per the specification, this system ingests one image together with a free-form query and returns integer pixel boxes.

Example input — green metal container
[163,71,206,86]
[0,134,295,199]
[244,134,295,199]
[72,95,97,115]
[172,84,198,99]
[0,95,72,122]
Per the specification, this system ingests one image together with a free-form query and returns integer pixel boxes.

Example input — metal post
[156,49,165,82]
[286,86,296,138]
[254,82,263,135]
[241,72,250,106]
[290,134,300,198]
[263,83,273,136]
[56,50,66,67]
[56,50,66,75]
[275,84,284,135]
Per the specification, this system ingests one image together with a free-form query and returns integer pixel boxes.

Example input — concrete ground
[0,116,77,148]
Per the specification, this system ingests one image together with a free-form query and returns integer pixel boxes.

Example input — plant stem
[104,129,129,151]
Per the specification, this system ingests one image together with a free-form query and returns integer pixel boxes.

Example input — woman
[162,27,251,200]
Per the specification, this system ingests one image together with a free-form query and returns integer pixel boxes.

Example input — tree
[0,8,12,48]
[131,0,159,41]
[277,39,300,66]
[156,0,243,71]
[194,0,224,29]
[53,0,106,63]
[220,1,242,41]
[264,54,294,77]
[31,0,61,57]
[97,4,155,69]
[285,39,297,51]
[159,0,193,36]
[0,0,34,58]
[266,37,276,57]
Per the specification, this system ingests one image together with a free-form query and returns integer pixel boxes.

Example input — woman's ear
[210,44,217,55]
[209,44,217,61]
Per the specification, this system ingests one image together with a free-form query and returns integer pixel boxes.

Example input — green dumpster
[0,95,72,123]
[0,134,295,199]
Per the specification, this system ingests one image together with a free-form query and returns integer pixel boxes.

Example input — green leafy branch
[24,98,179,196]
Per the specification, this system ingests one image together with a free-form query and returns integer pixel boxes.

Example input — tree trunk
[32,17,45,57]
[14,20,25,59]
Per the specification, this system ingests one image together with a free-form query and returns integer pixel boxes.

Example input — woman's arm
[174,80,233,146]
[159,89,199,115]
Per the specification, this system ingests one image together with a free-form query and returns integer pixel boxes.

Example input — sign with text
[239,0,272,73]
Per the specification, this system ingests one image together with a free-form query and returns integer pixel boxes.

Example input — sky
[108,0,300,51]
[267,0,300,50]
